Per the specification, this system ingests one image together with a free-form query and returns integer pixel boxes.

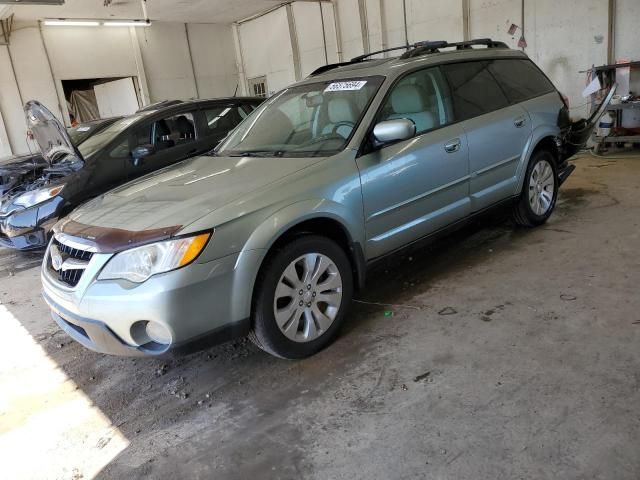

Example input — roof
[297,40,529,86]
[136,96,264,114]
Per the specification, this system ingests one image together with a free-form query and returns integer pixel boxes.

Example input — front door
[356,67,470,259]
[128,110,201,179]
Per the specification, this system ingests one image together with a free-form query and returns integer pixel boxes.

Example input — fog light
[145,321,172,345]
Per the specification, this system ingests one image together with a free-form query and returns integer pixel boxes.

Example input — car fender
[228,199,365,322]
[514,124,561,195]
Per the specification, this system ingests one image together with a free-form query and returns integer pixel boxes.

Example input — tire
[512,149,558,227]
[249,235,353,359]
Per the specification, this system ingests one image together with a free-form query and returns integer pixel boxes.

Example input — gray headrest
[328,97,357,124]
[391,85,427,114]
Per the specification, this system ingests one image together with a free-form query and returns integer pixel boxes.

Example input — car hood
[25,100,81,165]
[61,154,323,243]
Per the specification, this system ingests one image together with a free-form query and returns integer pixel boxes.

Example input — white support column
[128,26,150,106]
[232,23,247,96]
[286,3,302,82]
[358,0,370,54]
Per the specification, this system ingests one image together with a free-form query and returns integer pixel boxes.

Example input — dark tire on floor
[512,149,558,227]
[249,235,353,359]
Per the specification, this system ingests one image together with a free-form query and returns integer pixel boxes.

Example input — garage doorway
[62,77,141,125]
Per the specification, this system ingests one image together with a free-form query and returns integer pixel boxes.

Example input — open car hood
[24,100,82,165]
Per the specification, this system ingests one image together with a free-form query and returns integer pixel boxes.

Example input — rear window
[441,61,509,120]
[488,59,555,103]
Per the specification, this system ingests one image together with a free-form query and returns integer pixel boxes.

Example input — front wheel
[513,150,558,227]
[249,235,353,359]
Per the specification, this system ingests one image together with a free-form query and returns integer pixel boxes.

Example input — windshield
[77,114,146,158]
[216,76,384,157]
[68,120,111,145]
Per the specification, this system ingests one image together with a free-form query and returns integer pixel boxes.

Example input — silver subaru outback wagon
[41,39,613,359]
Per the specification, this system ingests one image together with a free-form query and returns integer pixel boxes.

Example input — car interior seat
[155,119,175,150]
[175,115,195,142]
[323,97,358,139]
[387,84,436,133]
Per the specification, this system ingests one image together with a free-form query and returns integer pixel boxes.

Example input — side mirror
[131,144,155,167]
[372,119,416,144]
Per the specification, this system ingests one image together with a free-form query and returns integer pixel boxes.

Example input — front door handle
[514,117,526,128]
[444,138,461,153]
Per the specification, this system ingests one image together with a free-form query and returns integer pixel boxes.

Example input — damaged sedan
[0,97,263,250]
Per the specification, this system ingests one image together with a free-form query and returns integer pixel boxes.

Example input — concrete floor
[1,152,639,480]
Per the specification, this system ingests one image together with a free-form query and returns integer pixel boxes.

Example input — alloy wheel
[273,253,343,343]
[528,159,555,215]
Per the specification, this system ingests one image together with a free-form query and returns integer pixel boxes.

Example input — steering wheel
[331,121,356,138]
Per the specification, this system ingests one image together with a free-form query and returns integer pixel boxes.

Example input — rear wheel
[249,235,353,359]
[513,150,558,227]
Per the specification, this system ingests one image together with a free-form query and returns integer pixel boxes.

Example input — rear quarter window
[488,59,556,103]
[441,61,509,120]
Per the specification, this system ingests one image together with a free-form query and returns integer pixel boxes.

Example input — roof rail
[308,41,430,77]
[308,38,509,77]
[400,38,509,59]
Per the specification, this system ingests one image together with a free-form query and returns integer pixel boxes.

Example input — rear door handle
[444,138,461,153]
[514,117,526,128]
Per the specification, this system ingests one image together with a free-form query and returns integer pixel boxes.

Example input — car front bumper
[42,247,263,356]
[0,197,63,250]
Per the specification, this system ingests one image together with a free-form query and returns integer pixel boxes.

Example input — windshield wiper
[225,150,285,158]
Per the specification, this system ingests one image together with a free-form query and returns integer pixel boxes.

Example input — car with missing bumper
[0,97,263,250]
[41,39,613,359]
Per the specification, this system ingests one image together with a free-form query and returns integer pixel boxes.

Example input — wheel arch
[515,128,561,195]
[229,202,366,325]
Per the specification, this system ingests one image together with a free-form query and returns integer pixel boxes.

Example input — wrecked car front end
[0,101,82,250]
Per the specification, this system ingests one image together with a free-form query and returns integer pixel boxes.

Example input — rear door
[442,61,531,211]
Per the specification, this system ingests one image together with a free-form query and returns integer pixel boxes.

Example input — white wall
[238,7,296,95]
[614,0,640,61]
[0,21,238,155]
[188,23,239,98]
[293,1,339,78]
[336,0,363,60]
[137,23,198,102]
[470,0,608,118]
[0,45,29,154]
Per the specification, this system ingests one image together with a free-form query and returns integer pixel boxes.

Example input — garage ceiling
[8,0,285,24]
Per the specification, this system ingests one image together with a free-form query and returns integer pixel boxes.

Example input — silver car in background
[41,39,611,359]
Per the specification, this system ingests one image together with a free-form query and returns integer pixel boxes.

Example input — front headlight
[14,185,64,208]
[98,232,211,283]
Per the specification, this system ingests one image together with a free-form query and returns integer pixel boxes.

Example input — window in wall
[379,67,454,134]
[442,61,509,120]
[488,59,555,103]
[248,76,268,98]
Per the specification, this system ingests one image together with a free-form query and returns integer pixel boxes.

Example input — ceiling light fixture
[42,18,151,27]
[103,20,151,27]
[43,19,100,26]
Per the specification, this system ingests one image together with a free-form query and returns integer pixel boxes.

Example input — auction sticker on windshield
[325,81,367,92]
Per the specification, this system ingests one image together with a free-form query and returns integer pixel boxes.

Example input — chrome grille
[48,237,94,287]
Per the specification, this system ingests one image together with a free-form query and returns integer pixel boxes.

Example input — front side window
[442,61,509,120]
[488,59,555,103]
[379,67,454,134]
[133,112,197,153]
[217,76,384,157]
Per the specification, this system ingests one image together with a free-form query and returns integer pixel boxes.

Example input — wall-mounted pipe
[358,0,370,55]
[184,23,200,98]
[402,0,408,46]
[607,0,616,63]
